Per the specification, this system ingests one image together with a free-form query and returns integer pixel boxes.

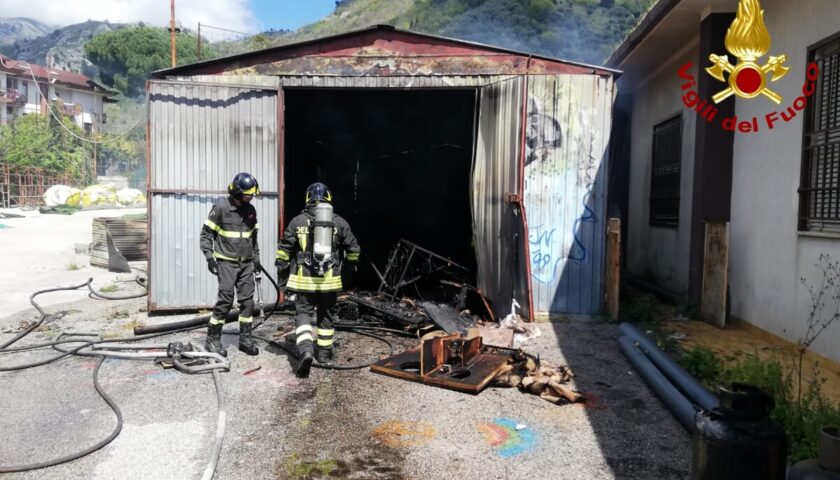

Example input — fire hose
[0,279,228,476]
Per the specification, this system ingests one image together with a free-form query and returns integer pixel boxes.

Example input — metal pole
[170,0,176,67]
[197,22,201,61]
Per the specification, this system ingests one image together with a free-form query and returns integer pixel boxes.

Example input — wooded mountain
[5,0,655,77]
[0,20,125,74]
[282,0,656,65]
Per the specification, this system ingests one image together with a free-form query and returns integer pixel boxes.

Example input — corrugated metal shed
[147,25,618,317]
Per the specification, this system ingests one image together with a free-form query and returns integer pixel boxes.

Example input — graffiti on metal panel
[529,224,561,285]
[529,195,596,285]
[570,192,597,263]
[525,97,563,166]
[524,84,600,290]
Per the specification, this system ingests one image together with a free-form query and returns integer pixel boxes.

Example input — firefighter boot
[205,323,228,357]
[238,322,259,356]
[315,346,334,365]
[296,342,314,378]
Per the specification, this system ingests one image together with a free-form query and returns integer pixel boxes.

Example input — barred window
[650,114,683,226]
[800,33,840,232]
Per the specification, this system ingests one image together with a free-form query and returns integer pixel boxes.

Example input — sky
[3,0,338,34]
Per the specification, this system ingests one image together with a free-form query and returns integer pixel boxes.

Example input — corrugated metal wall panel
[149,80,279,310]
[275,75,505,88]
[523,75,616,314]
[149,82,278,192]
[174,74,523,89]
[472,77,528,320]
[150,194,279,309]
[187,75,281,87]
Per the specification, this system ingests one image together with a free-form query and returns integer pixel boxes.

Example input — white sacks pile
[43,184,146,208]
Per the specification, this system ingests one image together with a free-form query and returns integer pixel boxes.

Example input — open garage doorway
[283,88,479,293]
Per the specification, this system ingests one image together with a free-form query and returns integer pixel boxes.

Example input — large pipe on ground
[618,335,697,432]
[133,310,241,335]
[137,264,287,336]
[619,322,719,411]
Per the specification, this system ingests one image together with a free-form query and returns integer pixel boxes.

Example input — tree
[0,113,92,181]
[84,26,209,97]
[248,33,272,51]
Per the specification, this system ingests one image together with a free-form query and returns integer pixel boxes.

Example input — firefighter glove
[253,258,261,273]
[207,258,219,275]
[275,261,290,284]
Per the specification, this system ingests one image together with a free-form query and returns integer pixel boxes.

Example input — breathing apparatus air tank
[312,202,334,274]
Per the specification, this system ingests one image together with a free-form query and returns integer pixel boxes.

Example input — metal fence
[0,163,77,208]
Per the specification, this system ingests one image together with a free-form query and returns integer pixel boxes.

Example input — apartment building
[0,54,115,133]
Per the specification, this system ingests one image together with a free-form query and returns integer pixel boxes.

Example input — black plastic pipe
[618,335,696,432]
[133,310,239,335]
[619,322,720,411]
[138,263,286,336]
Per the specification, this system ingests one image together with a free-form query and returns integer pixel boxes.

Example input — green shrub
[677,347,840,463]
[622,293,658,324]
[679,346,721,387]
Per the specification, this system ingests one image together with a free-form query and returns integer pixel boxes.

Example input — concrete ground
[0,207,147,318]
[0,207,692,480]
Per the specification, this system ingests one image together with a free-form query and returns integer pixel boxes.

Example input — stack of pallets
[90,217,147,269]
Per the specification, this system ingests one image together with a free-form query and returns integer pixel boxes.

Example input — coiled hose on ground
[0,278,227,476]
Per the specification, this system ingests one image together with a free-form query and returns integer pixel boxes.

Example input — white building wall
[22,78,43,115]
[624,44,699,295]
[730,0,840,360]
[0,72,6,124]
[69,89,101,131]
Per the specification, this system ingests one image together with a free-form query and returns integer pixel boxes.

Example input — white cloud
[4,0,258,33]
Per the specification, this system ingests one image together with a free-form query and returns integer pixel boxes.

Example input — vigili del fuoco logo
[676,0,819,134]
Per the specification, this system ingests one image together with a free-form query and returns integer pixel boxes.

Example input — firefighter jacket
[200,197,260,263]
[275,207,360,293]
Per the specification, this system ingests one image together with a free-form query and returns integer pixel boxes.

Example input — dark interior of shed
[283,88,478,293]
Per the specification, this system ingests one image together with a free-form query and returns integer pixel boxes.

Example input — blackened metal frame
[377,239,470,300]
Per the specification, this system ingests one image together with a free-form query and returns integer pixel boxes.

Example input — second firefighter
[275,182,360,378]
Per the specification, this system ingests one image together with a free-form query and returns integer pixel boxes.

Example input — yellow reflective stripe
[296,333,313,344]
[276,249,290,261]
[287,276,342,289]
[317,328,335,337]
[209,317,225,325]
[213,252,253,262]
[218,229,252,238]
[204,219,221,232]
[317,338,334,347]
[346,252,360,261]
[254,223,260,230]
[295,325,314,334]
[238,316,253,323]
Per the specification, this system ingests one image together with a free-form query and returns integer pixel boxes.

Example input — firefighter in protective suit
[276,182,360,378]
[200,172,262,357]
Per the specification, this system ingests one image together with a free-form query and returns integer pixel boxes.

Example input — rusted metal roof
[153,25,620,78]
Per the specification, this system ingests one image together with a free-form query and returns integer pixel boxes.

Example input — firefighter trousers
[211,260,255,322]
[293,291,337,352]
